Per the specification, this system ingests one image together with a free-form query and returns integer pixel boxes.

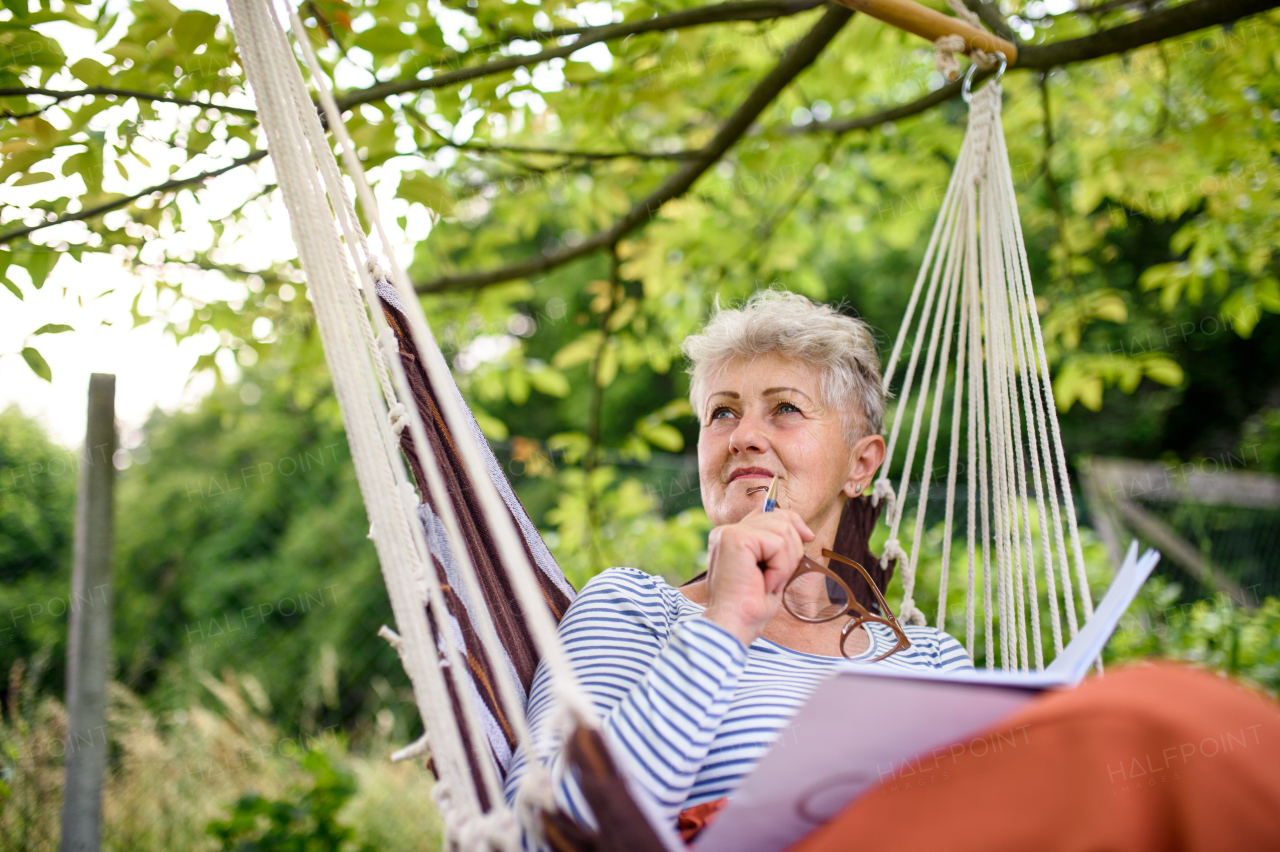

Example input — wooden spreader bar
[833,0,1019,66]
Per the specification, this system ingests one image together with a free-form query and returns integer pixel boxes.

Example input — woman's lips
[728,468,774,483]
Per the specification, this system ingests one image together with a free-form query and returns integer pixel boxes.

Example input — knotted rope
[876,71,1093,672]
[934,0,999,81]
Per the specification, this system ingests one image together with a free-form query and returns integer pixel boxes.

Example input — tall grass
[0,656,441,852]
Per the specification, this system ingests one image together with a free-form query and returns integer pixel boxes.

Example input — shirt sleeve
[503,568,748,831]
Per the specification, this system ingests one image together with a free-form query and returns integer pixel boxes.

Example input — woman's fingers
[775,508,815,543]
[752,531,794,595]
[746,507,813,543]
[723,522,803,593]
[703,508,814,645]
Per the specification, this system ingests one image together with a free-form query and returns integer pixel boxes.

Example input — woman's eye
[710,407,735,421]
[776,402,801,415]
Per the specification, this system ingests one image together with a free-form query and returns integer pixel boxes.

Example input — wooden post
[60,374,116,852]
[832,0,1019,65]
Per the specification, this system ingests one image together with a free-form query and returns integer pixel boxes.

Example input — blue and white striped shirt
[504,566,972,831]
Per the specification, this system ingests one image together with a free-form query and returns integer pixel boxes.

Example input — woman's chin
[711,493,768,525]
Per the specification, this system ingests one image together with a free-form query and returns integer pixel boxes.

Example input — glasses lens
[783,567,851,623]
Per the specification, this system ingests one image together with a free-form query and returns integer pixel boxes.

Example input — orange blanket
[787,662,1280,852]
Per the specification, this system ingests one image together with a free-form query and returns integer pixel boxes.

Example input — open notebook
[692,541,1161,852]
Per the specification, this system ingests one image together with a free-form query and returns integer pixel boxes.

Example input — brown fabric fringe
[377,297,574,767]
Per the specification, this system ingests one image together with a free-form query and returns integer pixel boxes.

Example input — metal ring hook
[962,51,1008,103]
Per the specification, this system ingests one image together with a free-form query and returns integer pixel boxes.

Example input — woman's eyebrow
[763,386,812,401]
[708,391,740,399]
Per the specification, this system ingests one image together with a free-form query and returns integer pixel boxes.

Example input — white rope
[879,168,967,573]
[271,6,509,823]
[934,1,997,81]
[283,10,595,743]
[223,1,472,791]
[995,169,1063,660]
[994,122,1095,625]
[275,7,595,846]
[900,204,966,627]
[937,235,970,633]
[226,2,607,846]
[291,89,539,838]
[878,72,1099,673]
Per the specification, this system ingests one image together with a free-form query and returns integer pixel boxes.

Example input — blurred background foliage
[3,0,1280,847]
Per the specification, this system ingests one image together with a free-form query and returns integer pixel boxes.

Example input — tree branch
[1017,0,1278,68]
[1077,0,1149,19]
[416,4,855,293]
[962,0,1015,43]
[803,0,1277,134]
[413,0,1277,295]
[0,87,257,119]
[335,0,826,111]
[422,141,700,161]
[800,75,964,134]
[0,151,267,246]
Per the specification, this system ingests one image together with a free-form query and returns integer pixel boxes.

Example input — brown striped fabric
[378,288,572,753]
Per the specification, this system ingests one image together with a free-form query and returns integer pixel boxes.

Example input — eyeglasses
[780,549,912,662]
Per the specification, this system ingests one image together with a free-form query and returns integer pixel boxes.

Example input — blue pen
[755,474,780,578]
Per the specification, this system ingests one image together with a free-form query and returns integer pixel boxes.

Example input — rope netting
[873,66,1095,672]
[225,0,597,847]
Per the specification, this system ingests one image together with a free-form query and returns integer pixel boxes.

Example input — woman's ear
[842,433,886,498]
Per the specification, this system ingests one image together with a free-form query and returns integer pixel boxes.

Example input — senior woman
[503,291,971,838]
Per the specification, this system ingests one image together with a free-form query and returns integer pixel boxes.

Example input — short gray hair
[682,290,885,442]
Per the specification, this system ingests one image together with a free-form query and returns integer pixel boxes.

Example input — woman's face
[697,353,884,535]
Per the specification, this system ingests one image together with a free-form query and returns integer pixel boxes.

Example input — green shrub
[208,751,378,852]
[1106,577,1280,696]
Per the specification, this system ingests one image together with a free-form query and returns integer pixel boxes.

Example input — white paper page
[1047,542,1161,682]
[697,544,1160,852]
[695,675,1039,852]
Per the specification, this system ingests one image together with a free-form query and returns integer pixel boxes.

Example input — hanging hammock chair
[223,0,1105,848]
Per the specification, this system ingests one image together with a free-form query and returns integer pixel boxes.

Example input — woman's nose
[728,411,769,455]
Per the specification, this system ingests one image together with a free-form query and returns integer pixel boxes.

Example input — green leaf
[12,171,54,185]
[1142,357,1184,388]
[1,277,20,300]
[2,0,28,18]
[21,347,51,381]
[596,346,618,387]
[70,58,110,87]
[637,420,683,452]
[33,323,73,335]
[547,431,589,464]
[471,407,508,440]
[0,149,46,183]
[528,366,570,398]
[1,31,65,68]
[552,332,602,370]
[352,25,413,56]
[22,251,57,290]
[172,10,220,54]
[21,117,58,147]
[396,172,454,214]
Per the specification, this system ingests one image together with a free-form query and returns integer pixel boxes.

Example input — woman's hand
[703,508,814,647]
